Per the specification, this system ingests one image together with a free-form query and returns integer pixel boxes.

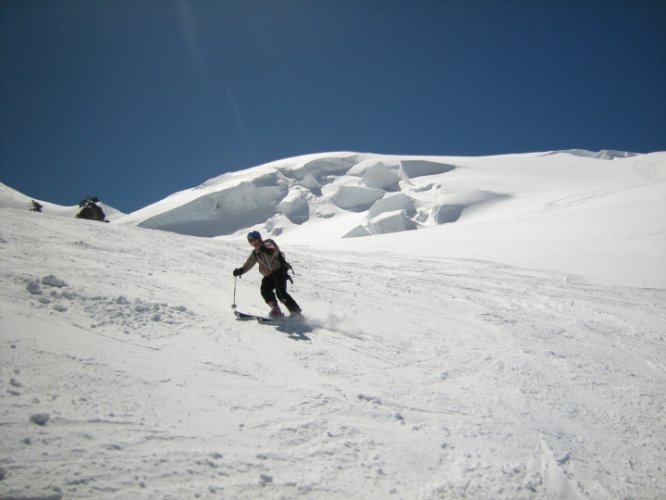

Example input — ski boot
[268,302,284,318]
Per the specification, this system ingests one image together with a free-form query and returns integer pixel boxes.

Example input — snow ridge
[112,153,505,238]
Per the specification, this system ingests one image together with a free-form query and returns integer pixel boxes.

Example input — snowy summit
[1,150,665,499]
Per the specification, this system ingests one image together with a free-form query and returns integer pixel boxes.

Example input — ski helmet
[247,230,261,241]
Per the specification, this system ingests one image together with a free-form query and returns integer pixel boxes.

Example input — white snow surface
[1,150,666,499]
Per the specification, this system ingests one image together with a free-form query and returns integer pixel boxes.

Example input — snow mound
[283,155,358,180]
[278,154,359,195]
[332,185,385,212]
[344,209,417,238]
[428,190,509,224]
[399,159,455,178]
[360,161,401,190]
[368,209,417,235]
[137,180,288,237]
[367,193,416,219]
[277,188,310,224]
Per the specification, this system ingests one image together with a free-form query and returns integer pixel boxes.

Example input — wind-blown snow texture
[1,150,665,499]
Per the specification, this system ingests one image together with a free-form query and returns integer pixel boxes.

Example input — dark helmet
[247,230,262,241]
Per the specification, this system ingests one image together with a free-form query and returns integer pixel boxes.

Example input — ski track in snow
[1,210,665,499]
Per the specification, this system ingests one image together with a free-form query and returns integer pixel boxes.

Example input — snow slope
[1,150,666,499]
[111,150,666,287]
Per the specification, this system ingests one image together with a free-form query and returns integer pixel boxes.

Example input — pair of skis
[234,310,302,324]
[232,278,303,324]
[234,310,276,324]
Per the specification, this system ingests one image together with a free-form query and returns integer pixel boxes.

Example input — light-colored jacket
[240,239,282,277]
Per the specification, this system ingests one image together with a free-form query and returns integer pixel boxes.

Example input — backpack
[265,239,295,282]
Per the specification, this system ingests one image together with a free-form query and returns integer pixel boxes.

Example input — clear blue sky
[1,0,665,212]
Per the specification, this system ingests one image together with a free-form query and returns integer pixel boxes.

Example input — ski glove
[233,268,244,277]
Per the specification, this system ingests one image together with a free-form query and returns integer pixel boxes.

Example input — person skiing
[233,231,302,318]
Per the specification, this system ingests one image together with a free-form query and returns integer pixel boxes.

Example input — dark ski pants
[261,269,301,313]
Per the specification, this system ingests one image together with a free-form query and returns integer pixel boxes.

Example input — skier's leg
[274,271,301,313]
[260,276,277,304]
[261,276,283,317]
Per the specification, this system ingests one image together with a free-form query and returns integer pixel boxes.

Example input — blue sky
[1,0,665,213]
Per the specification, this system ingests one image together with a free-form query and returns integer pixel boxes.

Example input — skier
[232,231,302,319]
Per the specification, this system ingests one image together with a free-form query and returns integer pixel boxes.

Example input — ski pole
[232,276,238,309]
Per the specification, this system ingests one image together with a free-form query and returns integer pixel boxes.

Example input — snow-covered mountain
[1,150,665,499]
[111,149,664,288]
[112,149,645,240]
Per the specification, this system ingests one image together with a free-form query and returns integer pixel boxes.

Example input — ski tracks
[2,211,665,498]
[272,249,666,498]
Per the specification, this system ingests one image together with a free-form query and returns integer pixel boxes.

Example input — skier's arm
[233,252,258,276]
[242,252,259,272]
